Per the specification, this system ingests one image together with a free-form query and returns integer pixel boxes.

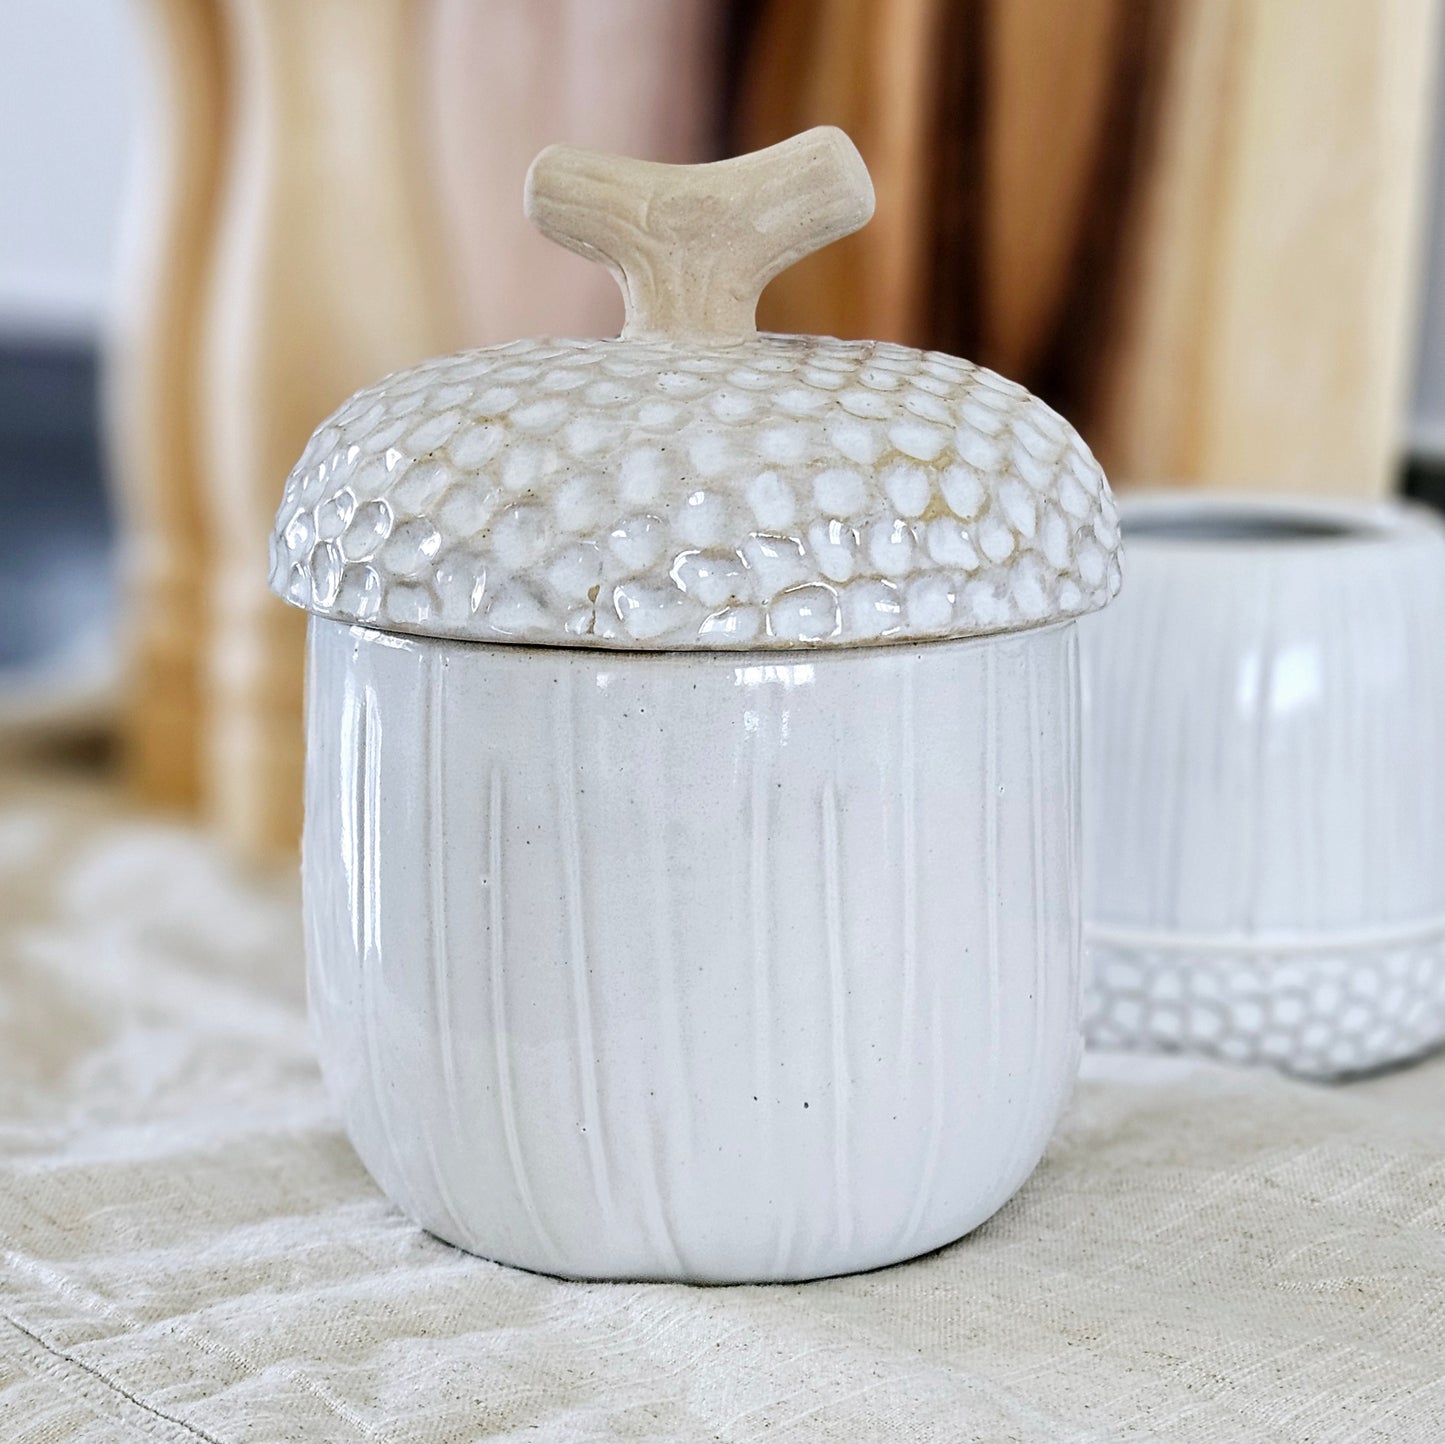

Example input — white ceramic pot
[272,130,1123,1280]
[304,617,1081,1280]
[1082,494,1445,1078]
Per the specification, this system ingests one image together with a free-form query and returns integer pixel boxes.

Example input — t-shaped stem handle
[524,127,875,342]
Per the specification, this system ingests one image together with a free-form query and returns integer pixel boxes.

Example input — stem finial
[524,127,874,341]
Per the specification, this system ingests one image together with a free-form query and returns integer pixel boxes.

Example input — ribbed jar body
[302,616,1082,1282]
[1082,498,1445,1077]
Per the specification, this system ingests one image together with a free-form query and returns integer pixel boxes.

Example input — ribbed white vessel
[1083,496,1445,1078]
[304,617,1082,1282]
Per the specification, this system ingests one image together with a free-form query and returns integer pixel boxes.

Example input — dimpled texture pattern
[1084,932,1445,1080]
[269,334,1121,648]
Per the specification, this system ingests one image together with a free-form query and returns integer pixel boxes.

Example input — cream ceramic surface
[287,129,1114,1281]
[304,617,1082,1282]
[1082,495,1445,1078]
[268,129,1121,650]
[269,335,1119,649]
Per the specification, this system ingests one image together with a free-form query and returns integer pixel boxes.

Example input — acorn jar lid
[270,128,1122,650]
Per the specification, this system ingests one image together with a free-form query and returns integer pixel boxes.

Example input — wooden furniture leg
[1099,0,1442,496]
[203,0,455,860]
[107,0,228,812]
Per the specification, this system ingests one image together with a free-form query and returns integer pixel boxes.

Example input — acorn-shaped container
[270,129,1123,1282]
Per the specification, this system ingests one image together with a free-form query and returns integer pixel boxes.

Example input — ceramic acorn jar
[270,128,1123,1282]
[1083,494,1445,1079]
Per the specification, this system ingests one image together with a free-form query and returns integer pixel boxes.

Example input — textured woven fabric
[2,774,1443,1442]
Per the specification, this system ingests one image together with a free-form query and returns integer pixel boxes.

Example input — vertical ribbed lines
[1157,597,1187,931]
[422,653,468,1241]
[359,689,381,963]
[981,648,1004,1189]
[337,664,363,963]
[553,670,613,1223]
[897,665,919,1074]
[1013,646,1048,1189]
[643,757,689,1277]
[1145,578,1177,926]
[300,634,335,1001]
[1348,570,1379,918]
[1085,530,1445,1064]
[750,732,796,1279]
[898,658,941,1253]
[1408,564,1445,917]
[1118,569,1172,926]
[1089,540,1445,939]
[486,767,559,1260]
[1356,570,1385,913]
[355,685,417,1217]
[309,622,1086,1280]
[1241,568,1277,934]
[821,779,853,1259]
[1063,632,1082,1020]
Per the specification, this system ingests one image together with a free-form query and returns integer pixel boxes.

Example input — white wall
[0,0,139,338]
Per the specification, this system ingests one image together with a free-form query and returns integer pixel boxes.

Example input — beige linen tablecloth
[2,773,1443,1443]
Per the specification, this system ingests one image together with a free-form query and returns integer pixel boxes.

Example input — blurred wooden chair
[108,0,228,814]
[112,0,718,858]
[736,0,1440,497]
[114,0,454,859]
[110,0,1439,858]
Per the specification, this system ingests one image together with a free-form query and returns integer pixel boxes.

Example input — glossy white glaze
[1082,495,1445,1077]
[303,616,1083,1281]
[270,336,1121,650]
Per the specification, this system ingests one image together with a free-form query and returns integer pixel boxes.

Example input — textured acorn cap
[269,128,1121,650]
